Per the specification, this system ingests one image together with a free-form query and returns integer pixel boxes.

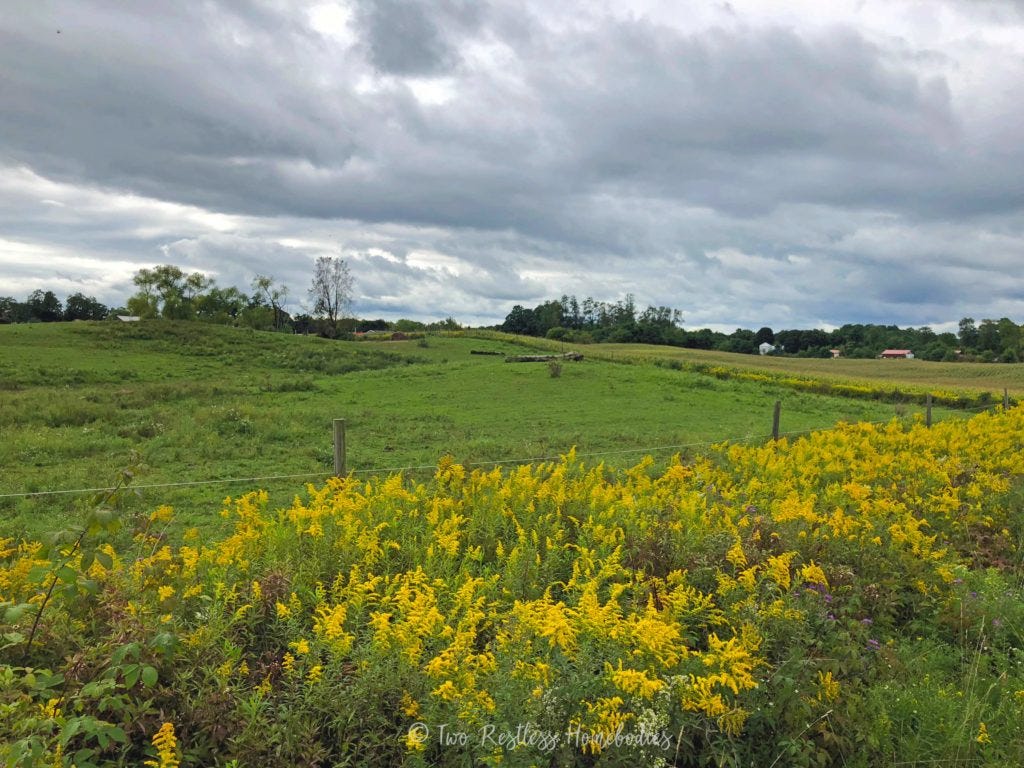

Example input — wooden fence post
[1004,388,1010,411]
[926,393,932,428]
[772,400,781,441]
[333,419,347,476]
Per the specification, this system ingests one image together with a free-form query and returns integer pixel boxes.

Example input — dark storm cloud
[1,0,1023,327]
[352,0,484,74]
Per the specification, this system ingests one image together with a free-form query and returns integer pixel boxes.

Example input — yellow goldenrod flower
[800,562,829,588]
[607,662,665,699]
[726,539,747,569]
[149,506,174,523]
[400,692,420,717]
[144,722,179,768]
[816,670,840,703]
[432,680,459,701]
[977,722,991,745]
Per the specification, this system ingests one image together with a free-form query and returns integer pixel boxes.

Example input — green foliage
[0,322,923,540]
[5,410,1024,765]
[503,295,684,345]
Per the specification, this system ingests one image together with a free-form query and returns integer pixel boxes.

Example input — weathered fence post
[1004,388,1010,411]
[772,400,781,441]
[333,418,347,476]
[926,393,932,428]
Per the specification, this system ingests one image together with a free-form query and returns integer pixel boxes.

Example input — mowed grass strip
[1,322,952,536]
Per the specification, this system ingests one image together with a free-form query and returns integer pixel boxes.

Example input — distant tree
[430,317,461,331]
[26,290,63,322]
[183,272,212,303]
[636,305,684,345]
[393,318,426,332]
[195,286,247,324]
[958,317,979,350]
[129,264,211,319]
[718,328,757,354]
[774,330,801,354]
[685,328,722,350]
[502,305,538,335]
[560,295,582,329]
[308,256,354,330]
[126,293,158,319]
[252,274,289,331]
[977,319,1000,353]
[64,293,108,321]
[754,327,775,345]
[356,318,390,332]
[534,300,564,336]
[0,296,27,323]
[291,313,315,334]
[997,317,1021,360]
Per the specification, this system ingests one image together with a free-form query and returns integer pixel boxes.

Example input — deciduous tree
[308,256,353,330]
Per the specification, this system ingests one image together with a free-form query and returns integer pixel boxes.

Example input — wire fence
[0,399,1006,501]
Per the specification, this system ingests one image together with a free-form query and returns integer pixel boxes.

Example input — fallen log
[505,352,584,363]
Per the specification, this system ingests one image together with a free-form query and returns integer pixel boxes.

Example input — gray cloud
[1,0,1023,329]
[353,0,484,74]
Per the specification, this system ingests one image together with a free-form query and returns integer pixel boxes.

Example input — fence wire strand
[0,401,1010,500]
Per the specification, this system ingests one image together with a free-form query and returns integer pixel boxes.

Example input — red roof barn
[879,349,914,359]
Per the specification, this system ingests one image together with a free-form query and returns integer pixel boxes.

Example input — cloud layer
[2,0,1023,328]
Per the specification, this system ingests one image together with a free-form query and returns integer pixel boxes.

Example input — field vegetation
[3,321,1023,766]
[2,404,1023,765]
[0,322,949,538]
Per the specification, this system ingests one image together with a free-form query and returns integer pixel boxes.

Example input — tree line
[0,290,109,324]
[500,296,1024,363]
[0,259,459,337]
[501,295,686,345]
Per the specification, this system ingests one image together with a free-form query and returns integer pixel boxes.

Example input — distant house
[115,315,141,322]
[758,342,776,355]
[880,349,914,359]
[829,349,842,358]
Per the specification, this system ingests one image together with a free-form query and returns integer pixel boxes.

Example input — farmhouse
[879,349,914,359]
[758,342,776,355]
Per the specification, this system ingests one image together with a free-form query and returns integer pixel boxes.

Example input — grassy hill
[0,321,970,536]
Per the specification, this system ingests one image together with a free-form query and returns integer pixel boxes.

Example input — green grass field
[0,321,971,537]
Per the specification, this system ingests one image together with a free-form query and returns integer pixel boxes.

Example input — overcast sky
[2,0,1023,330]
